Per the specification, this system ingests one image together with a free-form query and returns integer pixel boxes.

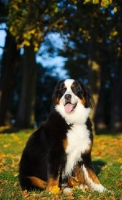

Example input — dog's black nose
[65,94,71,100]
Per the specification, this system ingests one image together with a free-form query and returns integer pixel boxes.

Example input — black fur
[19,79,93,191]
[19,110,71,190]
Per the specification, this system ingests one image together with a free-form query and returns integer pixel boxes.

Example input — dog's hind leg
[27,176,47,189]
[19,175,47,190]
[46,173,61,194]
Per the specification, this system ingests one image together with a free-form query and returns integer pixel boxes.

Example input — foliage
[1,0,122,129]
[58,0,122,130]
[8,0,113,51]
[8,0,67,51]
[84,0,112,7]
[0,1,8,23]
[0,128,122,199]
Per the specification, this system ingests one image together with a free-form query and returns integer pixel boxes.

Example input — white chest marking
[62,124,91,178]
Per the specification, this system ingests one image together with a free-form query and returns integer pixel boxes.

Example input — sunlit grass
[0,128,122,199]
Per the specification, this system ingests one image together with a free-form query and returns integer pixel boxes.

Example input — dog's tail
[19,176,47,190]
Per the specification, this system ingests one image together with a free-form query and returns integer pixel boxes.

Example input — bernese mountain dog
[19,79,106,194]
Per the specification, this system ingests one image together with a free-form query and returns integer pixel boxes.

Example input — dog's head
[52,79,93,124]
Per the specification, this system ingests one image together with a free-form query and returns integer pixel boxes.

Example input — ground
[0,127,122,200]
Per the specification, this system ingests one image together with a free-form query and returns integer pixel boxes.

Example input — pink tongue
[64,104,74,113]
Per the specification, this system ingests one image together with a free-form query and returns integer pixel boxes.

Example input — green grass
[0,128,122,200]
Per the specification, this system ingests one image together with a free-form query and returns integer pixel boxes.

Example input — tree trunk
[110,61,122,131]
[87,38,101,131]
[15,43,37,128]
[88,60,101,122]
[94,65,107,130]
[0,31,19,126]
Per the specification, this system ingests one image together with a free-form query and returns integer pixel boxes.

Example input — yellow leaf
[12,5,19,10]
[14,173,19,177]
[117,158,122,163]
[0,153,5,158]
[113,7,117,12]
[34,47,39,52]
[23,40,30,46]
[113,31,118,36]
[17,44,23,49]
[84,0,91,4]
[93,0,99,4]
[3,143,11,148]
[50,186,60,194]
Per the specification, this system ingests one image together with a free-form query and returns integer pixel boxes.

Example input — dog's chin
[64,103,77,113]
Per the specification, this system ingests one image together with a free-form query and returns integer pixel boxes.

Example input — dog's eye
[72,87,78,93]
[61,88,66,94]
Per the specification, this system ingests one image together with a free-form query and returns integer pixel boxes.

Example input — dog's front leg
[81,153,107,193]
[82,164,107,192]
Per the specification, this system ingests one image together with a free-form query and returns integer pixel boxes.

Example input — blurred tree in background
[0,0,20,126]
[0,0,122,132]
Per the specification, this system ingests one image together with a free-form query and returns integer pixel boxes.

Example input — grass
[0,127,122,200]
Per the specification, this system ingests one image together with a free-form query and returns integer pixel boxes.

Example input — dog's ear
[52,86,58,102]
[84,86,94,108]
[52,80,62,100]
[77,80,94,108]
[51,80,64,110]
[51,88,57,110]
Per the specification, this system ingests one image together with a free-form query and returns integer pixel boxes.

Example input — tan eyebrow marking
[63,85,67,89]
[71,83,75,88]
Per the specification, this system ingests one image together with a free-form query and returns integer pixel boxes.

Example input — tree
[0,1,20,126]
[59,3,110,127]
[15,42,37,128]
[7,0,73,128]
[0,0,113,128]
[59,1,122,131]
[0,30,20,126]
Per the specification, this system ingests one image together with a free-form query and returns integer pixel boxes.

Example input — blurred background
[0,0,122,132]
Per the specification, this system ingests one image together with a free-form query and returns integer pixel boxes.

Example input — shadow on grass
[0,127,20,134]
[0,127,34,134]
[95,128,122,135]
[93,160,106,175]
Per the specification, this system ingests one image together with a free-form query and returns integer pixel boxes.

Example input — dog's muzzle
[64,94,77,113]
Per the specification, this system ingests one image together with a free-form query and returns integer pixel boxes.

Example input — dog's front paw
[63,187,73,195]
[91,184,107,193]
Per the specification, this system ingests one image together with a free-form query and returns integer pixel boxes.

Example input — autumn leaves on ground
[0,128,122,200]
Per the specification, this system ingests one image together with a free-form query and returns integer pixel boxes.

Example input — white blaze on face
[62,79,78,113]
